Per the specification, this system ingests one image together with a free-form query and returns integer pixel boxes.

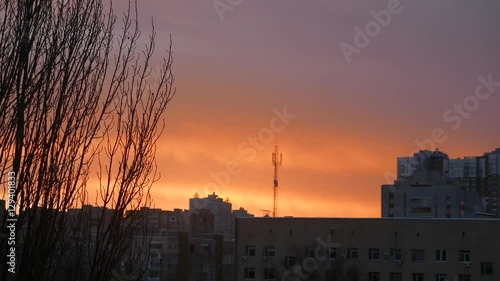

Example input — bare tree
[0,0,175,280]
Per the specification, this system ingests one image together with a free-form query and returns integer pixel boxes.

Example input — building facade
[383,148,500,218]
[189,192,235,240]
[235,217,500,281]
[381,185,482,218]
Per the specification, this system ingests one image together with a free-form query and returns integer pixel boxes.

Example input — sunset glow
[129,0,500,217]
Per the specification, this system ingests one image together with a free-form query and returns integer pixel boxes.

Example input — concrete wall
[235,217,500,281]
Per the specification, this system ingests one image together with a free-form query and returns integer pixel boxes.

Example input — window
[413,273,424,281]
[435,273,448,281]
[245,245,256,257]
[347,248,358,259]
[436,249,447,262]
[244,268,255,279]
[412,207,432,213]
[369,248,380,260]
[412,249,425,262]
[389,192,394,217]
[264,268,276,280]
[329,247,337,259]
[284,256,296,268]
[306,247,315,258]
[368,272,380,281]
[149,261,160,269]
[264,246,275,257]
[458,250,471,263]
[391,248,402,261]
[458,274,471,281]
[481,262,493,275]
[390,272,402,281]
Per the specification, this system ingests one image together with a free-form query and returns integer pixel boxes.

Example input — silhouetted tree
[0,0,175,280]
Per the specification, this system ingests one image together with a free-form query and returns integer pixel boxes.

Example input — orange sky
[112,0,500,217]
[150,84,499,217]
[4,1,500,218]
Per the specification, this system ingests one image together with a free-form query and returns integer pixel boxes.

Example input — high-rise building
[484,148,500,216]
[189,192,233,240]
[384,148,500,218]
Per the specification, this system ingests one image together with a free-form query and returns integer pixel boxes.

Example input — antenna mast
[272,146,282,217]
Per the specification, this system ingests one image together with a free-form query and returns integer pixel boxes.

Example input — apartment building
[190,193,233,240]
[125,207,190,235]
[383,148,500,218]
[145,232,232,281]
[145,232,189,281]
[381,184,482,218]
[188,233,224,281]
[235,217,500,281]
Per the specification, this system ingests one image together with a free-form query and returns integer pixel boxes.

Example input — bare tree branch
[0,0,175,280]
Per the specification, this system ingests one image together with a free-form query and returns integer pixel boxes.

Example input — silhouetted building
[188,233,224,281]
[190,209,215,237]
[235,217,500,281]
[125,207,190,236]
[146,231,189,281]
[232,207,254,218]
[189,192,233,240]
